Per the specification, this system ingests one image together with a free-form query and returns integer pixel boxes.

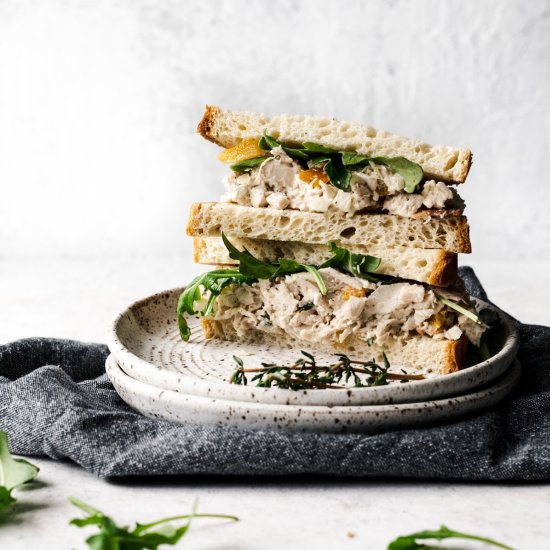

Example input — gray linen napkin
[1,267,549,480]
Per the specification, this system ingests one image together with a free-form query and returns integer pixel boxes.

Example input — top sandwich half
[197,105,471,220]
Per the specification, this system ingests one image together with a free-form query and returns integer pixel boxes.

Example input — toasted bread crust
[197,105,223,146]
[444,334,469,374]
[202,317,217,339]
[427,251,458,287]
[457,216,472,253]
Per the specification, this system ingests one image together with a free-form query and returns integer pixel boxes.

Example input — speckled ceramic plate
[107,287,519,406]
[106,354,521,433]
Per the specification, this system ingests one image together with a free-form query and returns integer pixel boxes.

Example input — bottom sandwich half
[181,266,486,375]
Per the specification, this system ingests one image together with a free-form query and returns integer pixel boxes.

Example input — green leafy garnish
[229,156,269,172]
[230,351,423,390]
[387,524,514,550]
[0,431,39,511]
[69,496,238,550]
[321,242,382,281]
[177,235,382,341]
[177,269,256,341]
[371,156,424,193]
[259,130,310,160]
[436,295,482,324]
[246,131,424,192]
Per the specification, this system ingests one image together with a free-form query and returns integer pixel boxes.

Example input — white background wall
[1,0,549,263]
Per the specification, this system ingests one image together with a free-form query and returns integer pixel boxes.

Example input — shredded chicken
[222,149,464,217]
[212,269,486,348]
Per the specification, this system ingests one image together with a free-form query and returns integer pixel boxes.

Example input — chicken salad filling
[212,268,486,348]
[218,134,465,217]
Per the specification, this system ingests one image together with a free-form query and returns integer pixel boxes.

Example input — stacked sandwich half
[179,106,487,375]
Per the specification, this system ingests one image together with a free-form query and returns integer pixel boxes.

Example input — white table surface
[1,256,549,549]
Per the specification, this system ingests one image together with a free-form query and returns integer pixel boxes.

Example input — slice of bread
[187,202,472,253]
[202,318,467,375]
[198,105,472,184]
[193,236,458,287]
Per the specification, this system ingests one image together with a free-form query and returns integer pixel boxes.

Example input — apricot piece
[298,168,329,189]
[218,138,266,164]
[342,286,367,300]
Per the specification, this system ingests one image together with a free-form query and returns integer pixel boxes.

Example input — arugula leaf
[0,431,39,511]
[0,486,16,510]
[258,131,280,151]
[387,524,514,550]
[321,242,381,281]
[341,151,370,166]
[69,496,238,550]
[222,233,277,279]
[281,147,310,160]
[323,156,351,191]
[371,156,424,193]
[177,269,256,341]
[301,142,339,154]
[222,234,326,293]
[259,131,310,160]
[302,265,327,295]
[436,295,482,325]
[229,156,269,172]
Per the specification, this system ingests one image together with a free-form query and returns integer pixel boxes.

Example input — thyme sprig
[229,351,424,390]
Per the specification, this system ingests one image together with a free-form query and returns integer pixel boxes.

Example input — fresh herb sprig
[229,351,424,390]
[231,131,424,193]
[69,496,238,550]
[177,236,381,341]
[0,431,40,511]
[387,524,514,550]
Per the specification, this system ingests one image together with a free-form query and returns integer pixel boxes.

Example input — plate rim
[105,354,521,433]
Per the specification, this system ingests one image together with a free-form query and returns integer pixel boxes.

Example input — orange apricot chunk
[218,138,266,164]
[342,286,367,300]
[298,168,329,189]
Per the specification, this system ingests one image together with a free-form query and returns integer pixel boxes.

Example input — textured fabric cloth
[1,268,549,480]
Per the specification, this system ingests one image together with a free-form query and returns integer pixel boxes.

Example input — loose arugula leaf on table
[0,431,40,511]
[387,524,514,550]
[69,496,238,550]
[0,486,16,510]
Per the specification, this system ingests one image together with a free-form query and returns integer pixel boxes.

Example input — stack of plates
[106,288,520,434]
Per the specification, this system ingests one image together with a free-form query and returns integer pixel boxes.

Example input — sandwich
[177,235,487,375]
[188,106,473,286]
[180,106,482,375]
